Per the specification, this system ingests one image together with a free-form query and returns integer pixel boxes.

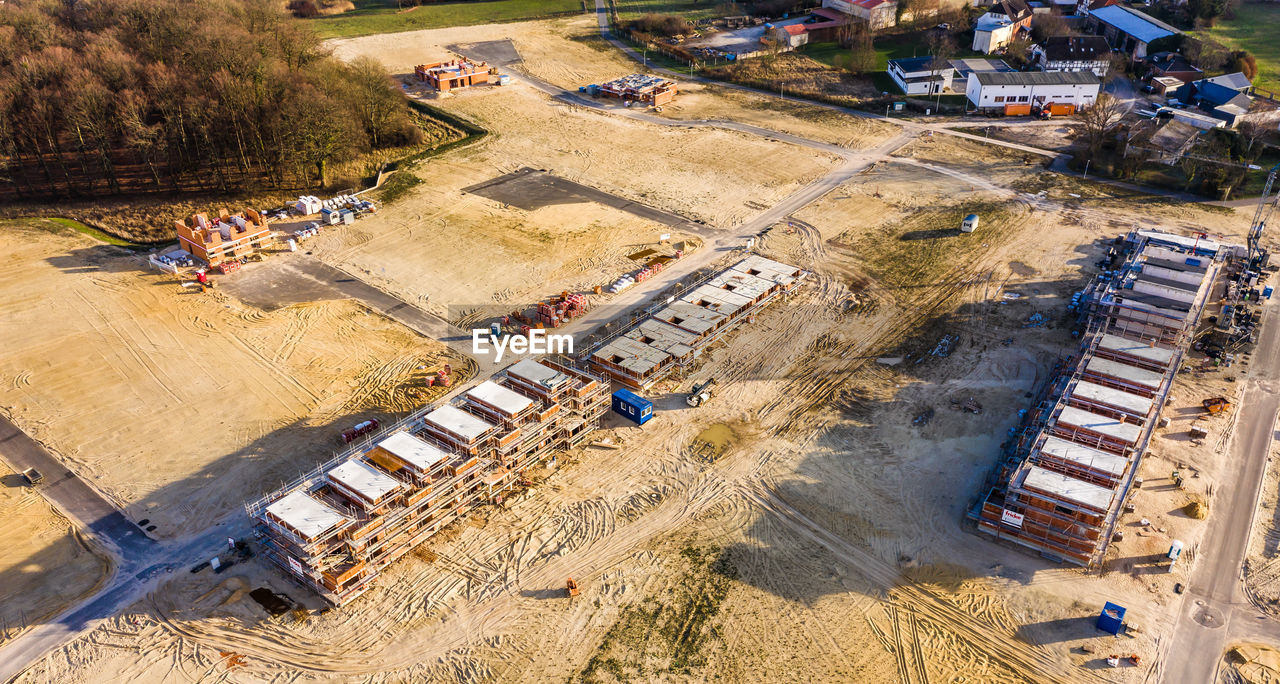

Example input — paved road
[1163,302,1280,683]
[0,417,152,559]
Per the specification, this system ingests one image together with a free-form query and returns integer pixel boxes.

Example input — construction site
[415,57,498,92]
[973,231,1221,565]
[6,10,1280,684]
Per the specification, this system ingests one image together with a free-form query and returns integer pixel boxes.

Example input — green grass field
[1195,1,1280,93]
[612,0,730,22]
[307,0,585,39]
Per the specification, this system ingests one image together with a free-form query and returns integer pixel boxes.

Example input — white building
[966,70,1101,110]
[972,0,1033,53]
[887,56,955,95]
[822,0,898,31]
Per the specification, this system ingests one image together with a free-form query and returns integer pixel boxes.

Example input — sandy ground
[0,220,466,538]
[4,17,1269,683]
[0,462,111,647]
[12,143,1261,682]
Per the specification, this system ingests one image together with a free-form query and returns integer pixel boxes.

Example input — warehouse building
[966,70,1102,112]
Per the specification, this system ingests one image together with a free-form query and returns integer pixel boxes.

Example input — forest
[0,0,448,201]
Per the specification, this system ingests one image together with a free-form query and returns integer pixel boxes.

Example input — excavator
[565,577,580,598]
[686,378,717,407]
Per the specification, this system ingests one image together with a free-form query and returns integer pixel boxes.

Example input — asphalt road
[0,417,153,559]
[1163,302,1280,683]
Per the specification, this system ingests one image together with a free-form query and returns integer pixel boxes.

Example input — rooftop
[1040,35,1110,61]
[1097,333,1175,366]
[1038,435,1130,477]
[732,255,804,287]
[653,301,725,335]
[1085,356,1165,389]
[707,269,777,300]
[974,70,1100,87]
[329,459,403,503]
[266,490,350,540]
[891,56,944,73]
[681,283,753,316]
[1202,72,1252,91]
[1056,406,1143,444]
[466,379,536,416]
[374,431,451,473]
[1089,5,1178,44]
[1021,465,1116,511]
[592,335,674,376]
[1069,380,1154,416]
[507,358,570,390]
[425,404,497,442]
[950,57,1016,77]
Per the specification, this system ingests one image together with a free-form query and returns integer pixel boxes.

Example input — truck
[686,378,717,407]
[21,468,43,485]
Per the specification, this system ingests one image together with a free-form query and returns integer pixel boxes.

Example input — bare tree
[926,31,956,111]
[1077,93,1127,159]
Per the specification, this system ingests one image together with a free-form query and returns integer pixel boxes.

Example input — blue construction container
[611,389,653,425]
[1265,285,1274,299]
[1096,602,1125,635]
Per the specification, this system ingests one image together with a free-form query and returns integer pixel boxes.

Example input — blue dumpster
[1097,602,1125,635]
[612,389,653,425]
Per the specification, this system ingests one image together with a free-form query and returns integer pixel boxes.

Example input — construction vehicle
[686,377,717,407]
[21,468,42,485]
[1203,397,1231,414]
[566,577,580,598]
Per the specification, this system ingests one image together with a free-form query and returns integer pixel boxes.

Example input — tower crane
[1248,163,1280,270]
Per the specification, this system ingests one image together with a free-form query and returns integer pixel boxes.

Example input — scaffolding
[586,255,808,389]
[972,231,1221,566]
[247,359,608,605]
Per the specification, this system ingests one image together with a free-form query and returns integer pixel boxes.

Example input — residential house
[1173,73,1254,126]
[1035,35,1112,77]
[973,0,1034,53]
[888,57,956,95]
[950,57,1016,91]
[1145,52,1203,84]
[772,23,809,48]
[821,0,898,31]
[966,70,1101,110]
[1087,5,1178,59]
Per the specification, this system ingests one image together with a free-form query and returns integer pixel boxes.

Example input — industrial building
[966,70,1102,113]
[972,231,1220,566]
[415,59,493,92]
[248,358,608,605]
[586,255,808,390]
[173,209,271,266]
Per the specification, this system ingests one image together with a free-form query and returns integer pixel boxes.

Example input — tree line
[0,0,425,201]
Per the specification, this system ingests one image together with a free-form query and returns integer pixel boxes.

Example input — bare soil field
[0,220,466,538]
[0,462,111,647]
[13,149,1260,682]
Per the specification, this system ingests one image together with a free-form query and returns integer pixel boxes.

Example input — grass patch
[6,217,146,248]
[1195,2,1280,93]
[612,0,727,22]
[306,0,585,39]
[845,200,1017,292]
[578,545,736,681]
[374,171,425,204]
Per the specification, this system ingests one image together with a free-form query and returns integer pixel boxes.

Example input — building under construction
[174,209,271,266]
[972,231,1221,566]
[247,358,608,605]
[415,58,493,92]
[587,255,808,389]
[598,74,677,106]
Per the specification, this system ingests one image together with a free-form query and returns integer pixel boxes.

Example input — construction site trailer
[612,389,653,425]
